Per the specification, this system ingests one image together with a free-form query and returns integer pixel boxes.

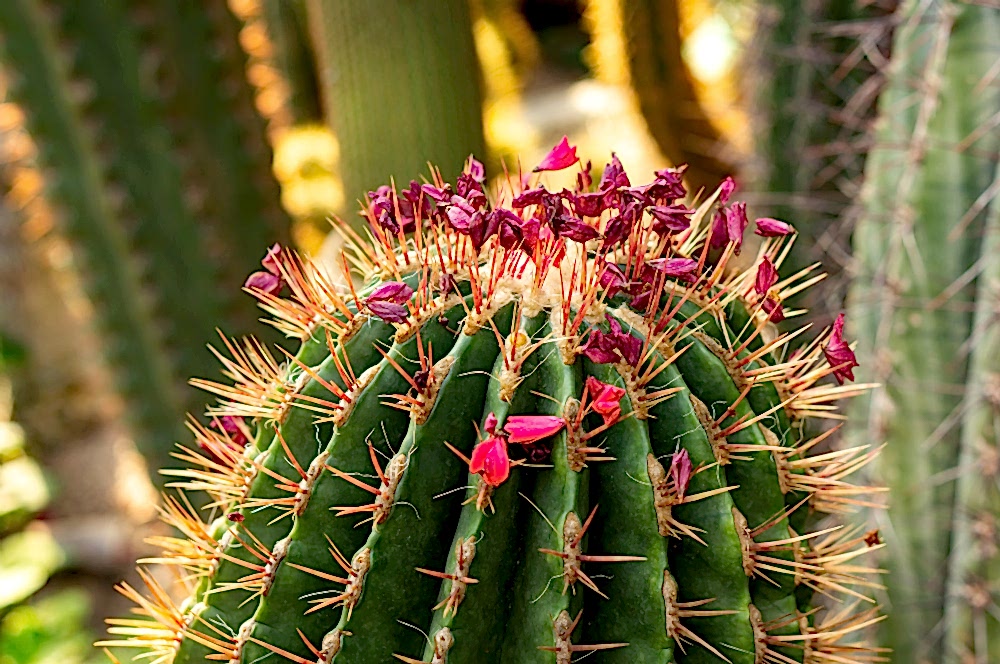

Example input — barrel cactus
[101,140,885,663]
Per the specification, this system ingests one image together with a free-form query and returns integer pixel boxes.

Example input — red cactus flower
[503,415,566,443]
[469,435,510,487]
[585,376,626,426]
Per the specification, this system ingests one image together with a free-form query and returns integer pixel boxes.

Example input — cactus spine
[847,1,1000,660]
[102,144,884,663]
[0,0,291,483]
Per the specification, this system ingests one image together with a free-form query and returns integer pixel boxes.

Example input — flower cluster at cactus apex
[99,137,887,664]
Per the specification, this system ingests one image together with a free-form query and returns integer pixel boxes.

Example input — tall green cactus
[101,145,884,663]
[751,0,895,304]
[0,0,291,484]
[305,0,485,217]
[847,1,1000,661]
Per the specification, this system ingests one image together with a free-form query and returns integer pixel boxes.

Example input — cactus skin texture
[305,0,485,219]
[846,1,1000,661]
[0,0,291,485]
[102,143,885,663]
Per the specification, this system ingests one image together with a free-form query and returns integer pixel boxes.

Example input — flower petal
[504,415,566,444]
[533,136,579,172]
[469,437,510,487]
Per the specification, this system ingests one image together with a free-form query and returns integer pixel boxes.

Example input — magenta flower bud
[261,243,283,276]
[761,296,785,323]
[726,202,750,254]
[556,218,600,243]
[823,313,859,384]
[483,412,499,435]
[599,263,627,296]
[754,217,795,237]
[649,204,693,234]
[244,270,283,295]
[465,155,486,183]
[647,257,699,280]
[533,136,579,172]
[599,153,630,190]
[754,257,779,297]
[718,176,736,204]
[364,281,414,323]
[669,449,693,501]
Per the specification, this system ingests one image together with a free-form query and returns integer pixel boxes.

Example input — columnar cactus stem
[0,0,291,485]
[102,144,884,663]
[305,0,485,217]
[848,1,1000,660]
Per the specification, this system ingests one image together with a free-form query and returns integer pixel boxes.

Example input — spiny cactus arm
[499,331,588,663]
[322,306,513,662]
[646,361,756,664]
[53,1,226,392]
[305,0,485,216]
[231,301,473,664]
[171,317,463,664]
[943,159,1000,661]
[151,0,290,295]
[848,3,1000,659]
[0,0,183,476]
[579,359,673,662]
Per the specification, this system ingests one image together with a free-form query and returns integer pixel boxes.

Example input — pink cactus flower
[533,136,579,172]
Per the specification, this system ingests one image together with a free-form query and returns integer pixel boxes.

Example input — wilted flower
[364,281,414,323]
[244,243,285,295]
[755,217,795,237]
[823,313,859,384]
[584,376,626,426]
[647,257,699,281]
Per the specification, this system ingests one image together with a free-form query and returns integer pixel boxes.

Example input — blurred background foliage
[0,0,996,661]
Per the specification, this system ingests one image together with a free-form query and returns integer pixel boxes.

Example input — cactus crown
[101,139,885,664]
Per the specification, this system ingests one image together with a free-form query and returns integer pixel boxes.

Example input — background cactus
[748,0,896,311]
[0,0,291,484]
[846,1,1000,661]
[306,0,486,219]
[102,144,884,663]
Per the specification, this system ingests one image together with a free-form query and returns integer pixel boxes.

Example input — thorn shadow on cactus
[100,139,887,664]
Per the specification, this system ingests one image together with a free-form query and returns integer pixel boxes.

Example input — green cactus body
[847,1,1000,660]
[103,146,883,663]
